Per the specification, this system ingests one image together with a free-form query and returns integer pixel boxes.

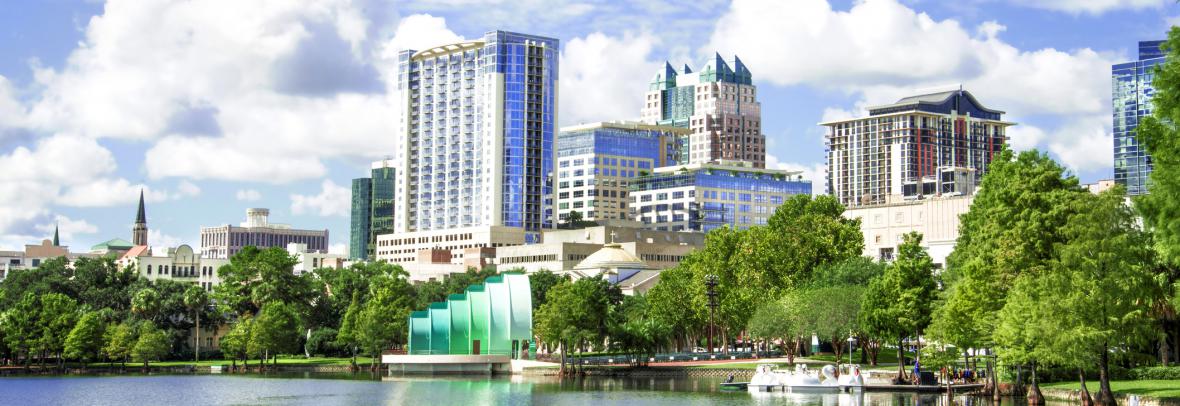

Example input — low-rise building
[843,194,973,268]
[200,208,329,259]
[288,243,348,275]
[495,221,702,272]
[119,244,228,292]
[629,161,811,232]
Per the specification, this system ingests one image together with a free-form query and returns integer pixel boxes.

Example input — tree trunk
[1095,344,1116,406]
[989,356,999,401]
[1027,361,1045,405]
[895,337,907,384]
[1078,368,1094,406]
[195,314,200,363]
[558,341,566,376]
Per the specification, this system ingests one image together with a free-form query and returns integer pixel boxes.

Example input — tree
[808,256,885,289]
[358,272,417,371]
[38,292,79,370]
[534,277,615,374]
[860,232,936,383]
[1,293,40,368]
[183,285,209,362]
[132,321,170,370]
[131,288,160,321]
[1045,188,1162,406]
[994,273,1055,404]
[336,292,362,369]
[801,286,864,362]
[102,321,137,368]
[645,267,704,352]
[214,246,310,316]
[64,311,106,365]
[934,148,1085,357]
[608,295,670,365]
[220,314,254,370]
[528,269,568,312]
[250,302,302,369]
[747,294,807,363]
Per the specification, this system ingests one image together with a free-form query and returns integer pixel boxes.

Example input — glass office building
[555,122,688,225]
[393,31,558,244]
[629,163,811,232]
[348,161,396,260]
[1113,40,1166,195]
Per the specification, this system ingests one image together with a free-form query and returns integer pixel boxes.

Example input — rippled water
[0,373,1068,406]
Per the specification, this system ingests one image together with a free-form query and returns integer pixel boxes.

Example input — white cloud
[291,179,350,217]
[709,0,1122,173]
[0,75,26,132]
[1013,0,1166,15]
[1046,116,1114,173]
[1007,125,1047,152]
[34,215,99,243]
[559,31,662,125]
[328,242,348,255]
[57,179,168,207]
[236,189,263,201]
[767,154,827,196]
[176,180,201,198]
[147,229,184,249]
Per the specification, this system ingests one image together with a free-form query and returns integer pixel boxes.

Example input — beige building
[495,223,702,278]
[119,244,228,293]
[843,195,973,268]
[374,225,523,281]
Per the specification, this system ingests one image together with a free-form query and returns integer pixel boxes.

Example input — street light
[847,331,856,366]
[704,274,719,354]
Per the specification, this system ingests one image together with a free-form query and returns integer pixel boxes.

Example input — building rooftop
[573,243,652,271]
[91,238,135,251]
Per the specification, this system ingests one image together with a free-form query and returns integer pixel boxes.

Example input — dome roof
[573,243,652,271]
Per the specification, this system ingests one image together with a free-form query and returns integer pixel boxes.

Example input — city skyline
[0,0,1174,251]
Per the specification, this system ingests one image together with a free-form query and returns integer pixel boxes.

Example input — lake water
[0,373,1066,405]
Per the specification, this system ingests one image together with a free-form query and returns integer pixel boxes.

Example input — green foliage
[0,257,72,309]
[808,256,885,289]
[219,314,254,361]
[747,293,807,361]
[934,148,1086,350]
[527,269,568,312]
[535,276,617,353]
[1130,366,1180,380]
[131,288,160,320]
[38,292,79,359]
[131,321,170,367]
[336,292,362,357]
[1137,27,1180,266]
[803,285,864,359]
[214,246,310,316]
[305,327,341,357]
[1,293,41,360]
[608,295,670,364]
[102,321,137,365]
[357,271,415,360]
[64,311,105,362]
[645,266,703,349]
[251,302,303,357]
[861,232,937,340]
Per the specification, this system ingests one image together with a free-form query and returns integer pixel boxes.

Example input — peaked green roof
[91,238,135,251]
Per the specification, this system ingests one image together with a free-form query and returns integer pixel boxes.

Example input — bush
[1130,366,1180,380]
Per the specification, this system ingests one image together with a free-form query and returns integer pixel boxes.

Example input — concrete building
[641,54,765,168]
[821,89,1013,208]
[288,243,348,275]
[843,195,973,268]
[119,244,227,292]
[628,161,811,232]
[1,233,98,280]
[494,222,703,273]
[1113,40,1166,196]
[555,121,688,226]
[350,160,395,260]
[200,208,329,259]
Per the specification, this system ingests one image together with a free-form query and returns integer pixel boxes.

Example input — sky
[0,0,1176,253]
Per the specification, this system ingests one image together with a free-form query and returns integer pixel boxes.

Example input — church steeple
[52,222,59,246]
[133,189,148,246]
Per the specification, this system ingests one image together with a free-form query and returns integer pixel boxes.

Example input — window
[147,265,152,275]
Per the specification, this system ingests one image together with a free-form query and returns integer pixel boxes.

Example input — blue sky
[0,0,1175,252]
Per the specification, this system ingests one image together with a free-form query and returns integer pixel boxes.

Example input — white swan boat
[747,364,865,393]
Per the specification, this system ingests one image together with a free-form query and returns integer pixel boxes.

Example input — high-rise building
[378,31,558,270]
[200,208,329,259]
[350,178,372,260]
[349,160,396,260]
[555,121,688,226]
[132,190,148,246]
[629,162,811,232]
[641,54,765,168]
[1113,40,1166,195]
[821,89,1012,208]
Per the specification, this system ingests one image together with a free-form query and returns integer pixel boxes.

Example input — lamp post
[705,274,719,354]
[847,331,855,366]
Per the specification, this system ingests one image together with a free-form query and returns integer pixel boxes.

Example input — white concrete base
[382,354,512,375]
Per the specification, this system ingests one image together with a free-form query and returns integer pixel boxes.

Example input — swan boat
[747,364,865,393]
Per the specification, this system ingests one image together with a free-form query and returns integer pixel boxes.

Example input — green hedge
[1130,366,1180,380]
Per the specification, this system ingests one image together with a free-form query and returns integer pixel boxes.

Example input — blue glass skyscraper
[380,30,557,266]
[1113,40,1166,195]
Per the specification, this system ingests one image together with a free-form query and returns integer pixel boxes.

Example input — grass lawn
[86,356,374,368]
[1043,380,1180,399]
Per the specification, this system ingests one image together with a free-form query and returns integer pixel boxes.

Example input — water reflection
[0,373,1072,406]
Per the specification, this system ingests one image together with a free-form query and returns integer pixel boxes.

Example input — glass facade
[395,31,557,244]
[1113,40,1165,196]
[349,178,372,260]
[369,166,395,257]
[630,165,811,232]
